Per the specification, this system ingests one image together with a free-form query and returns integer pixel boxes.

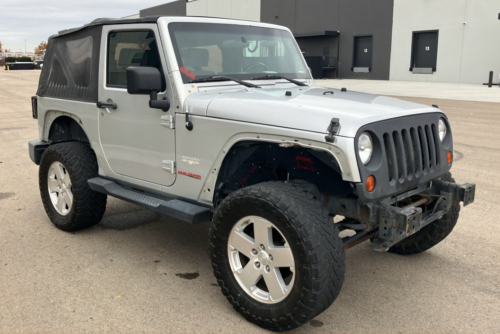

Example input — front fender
[187,123,360,205]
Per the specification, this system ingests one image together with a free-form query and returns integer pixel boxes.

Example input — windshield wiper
[250,75,308,87]
[190,76,261,88]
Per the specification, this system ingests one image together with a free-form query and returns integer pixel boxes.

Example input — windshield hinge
[325,118,340,143]
[161,115,175,129]
[162,160,176,174]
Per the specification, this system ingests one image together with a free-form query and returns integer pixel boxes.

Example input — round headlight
[438,118,447,142]
[358,132,373,165]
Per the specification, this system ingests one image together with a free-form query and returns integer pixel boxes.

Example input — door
[411,31,438,71]
[98,24,176,186]
[353,36,373,69]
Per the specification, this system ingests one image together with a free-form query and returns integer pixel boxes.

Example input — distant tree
[4,48,11,52]
[0,41,3,53]
[34,41,47,56]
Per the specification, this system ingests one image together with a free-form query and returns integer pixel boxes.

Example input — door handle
[96,101,117,109]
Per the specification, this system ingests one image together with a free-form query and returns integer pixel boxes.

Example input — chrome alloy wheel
[227,216,295,304]
[47,161,73,216]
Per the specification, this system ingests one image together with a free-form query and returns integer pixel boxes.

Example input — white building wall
[186,0,261,22]
[459,0,500,84]
[390,0,500,84]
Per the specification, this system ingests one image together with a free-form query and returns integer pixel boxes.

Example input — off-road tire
[39,142,107,231]
[209,182,345,332]
[388,172,460,255]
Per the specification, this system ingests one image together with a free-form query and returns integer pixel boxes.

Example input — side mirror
[126,66,162,94]
[126,67,170,111]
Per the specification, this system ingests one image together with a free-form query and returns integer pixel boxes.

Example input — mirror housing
[126,67,170,111]
[126,67,162,94]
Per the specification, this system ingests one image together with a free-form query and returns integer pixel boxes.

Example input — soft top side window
[107,30,165,90]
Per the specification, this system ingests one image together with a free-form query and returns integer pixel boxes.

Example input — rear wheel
[388,172,460,255]
[210,182,345,332]
[39,142,107,231]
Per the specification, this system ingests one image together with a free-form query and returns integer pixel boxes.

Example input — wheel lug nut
[252,249,258,255]
[266,265,270,272]
[260,244,265,250]
[255,262,261,268]
[269,255,273,261]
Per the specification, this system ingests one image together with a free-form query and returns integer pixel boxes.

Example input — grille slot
[384,133,395,181]
[402,129,414,177]
[431,124,440,166]
[426,125,436,170]
[410,127,421,176]
[383,124,440,181]
[418,126,430,172]
[393,131,406,180]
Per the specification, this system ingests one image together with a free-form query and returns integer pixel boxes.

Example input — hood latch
[325,118,340,143]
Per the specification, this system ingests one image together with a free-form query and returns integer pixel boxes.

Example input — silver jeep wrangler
[29,16,475,331]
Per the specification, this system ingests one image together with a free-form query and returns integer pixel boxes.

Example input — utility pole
[24,39,27,54]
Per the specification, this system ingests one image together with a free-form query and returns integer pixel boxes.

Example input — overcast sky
[0,0,174,53]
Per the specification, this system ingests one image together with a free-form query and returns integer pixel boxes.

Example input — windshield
[168,22,311,84]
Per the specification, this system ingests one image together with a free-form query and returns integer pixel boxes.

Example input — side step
[88,178,212,224]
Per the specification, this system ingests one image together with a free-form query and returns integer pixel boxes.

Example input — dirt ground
[0,70,499,333]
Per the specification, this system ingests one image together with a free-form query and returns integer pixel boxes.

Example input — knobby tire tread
[209,181,345,332]
[39,142,107,231]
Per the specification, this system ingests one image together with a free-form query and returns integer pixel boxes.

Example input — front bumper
[328,179,475,251]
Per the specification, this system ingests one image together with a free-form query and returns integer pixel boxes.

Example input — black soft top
[54,16,162,38]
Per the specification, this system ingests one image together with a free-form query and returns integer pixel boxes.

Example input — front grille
[383,124,441,182]
[355,113,452,203]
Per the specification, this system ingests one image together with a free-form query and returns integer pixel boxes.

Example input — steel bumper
[372,180,475,251]
[327,180,475,251]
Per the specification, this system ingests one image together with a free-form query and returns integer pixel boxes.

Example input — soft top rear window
[36,26,101,102]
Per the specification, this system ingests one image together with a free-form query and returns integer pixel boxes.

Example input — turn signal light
[366,175,375,192]
[447,151,452,164]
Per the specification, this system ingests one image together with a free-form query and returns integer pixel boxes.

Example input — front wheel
[209,182,345,332]
[39,142,107,231]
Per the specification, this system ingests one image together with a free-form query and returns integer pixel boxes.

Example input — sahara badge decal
[181,156,201,165]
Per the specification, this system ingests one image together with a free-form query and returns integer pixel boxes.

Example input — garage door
[411,31,438,72]
[353,36,373,71]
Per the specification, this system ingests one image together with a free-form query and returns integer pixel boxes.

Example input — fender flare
[196,132,360,205]
[42,111,87,143]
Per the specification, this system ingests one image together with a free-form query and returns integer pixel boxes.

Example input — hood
[185,85,439,138]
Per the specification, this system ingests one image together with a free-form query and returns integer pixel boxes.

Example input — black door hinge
[185,113,193,131]
[325,118,340,143]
